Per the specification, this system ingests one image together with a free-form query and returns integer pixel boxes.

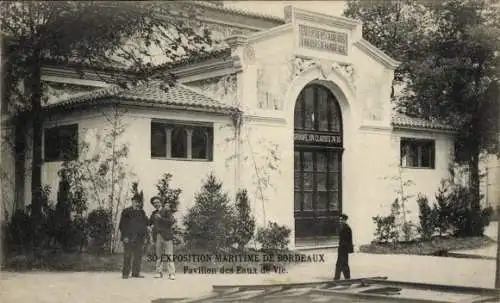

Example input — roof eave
[392,123,458,135]
[354,39,401,70]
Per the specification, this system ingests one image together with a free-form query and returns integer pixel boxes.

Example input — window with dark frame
[150,121,213,161]
[44,124,79,162]
[400,138,435,169]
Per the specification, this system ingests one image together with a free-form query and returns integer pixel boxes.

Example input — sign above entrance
[298,24,348,56]
[294,132,342,146]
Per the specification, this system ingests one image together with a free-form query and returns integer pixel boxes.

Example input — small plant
[255,221,291,252]
[183,173,235,253]
[233,189,256,251]
[372,215,397,243]
[87,208,113,254]
[417,194,437,241]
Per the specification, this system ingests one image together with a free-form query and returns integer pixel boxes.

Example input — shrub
[434,181,453,236]
[256,221,291,252]
[446,185,493,237]
[372,215,397,243]
[4,209,32,254]
[417,195,438,241]
[431,180,493,237]
[154,173,182,244]
[183,173,235,253]
[87,208,113,253]
[233,189,256,250]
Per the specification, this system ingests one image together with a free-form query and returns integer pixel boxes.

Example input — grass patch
[1,246,307,273]
[359,236,495,256]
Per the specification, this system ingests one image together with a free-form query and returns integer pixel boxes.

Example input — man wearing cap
[334,213,354,280]
[149,196,176,279]
[119,195,149,279]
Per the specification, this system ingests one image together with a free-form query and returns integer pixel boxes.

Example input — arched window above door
[294,84,342,133]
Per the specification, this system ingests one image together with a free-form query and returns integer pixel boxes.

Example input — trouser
[122,241,143,277]
[334,251,350,280]
[155,237,175,275]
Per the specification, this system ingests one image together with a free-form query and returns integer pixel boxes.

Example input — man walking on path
[149,196,176,280]
[334,213,354,280]
[119,195,149,279]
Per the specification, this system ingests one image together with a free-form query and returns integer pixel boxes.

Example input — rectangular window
[44,124,78,162]
[400,138,435,169]
[151,121,213,161]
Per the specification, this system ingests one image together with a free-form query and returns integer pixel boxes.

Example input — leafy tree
[1,2,214,244]
[183,173,235,253]
[155,173,182,213]
[233,189,256,250]
[154,173,182,244]
[344,0,500,204]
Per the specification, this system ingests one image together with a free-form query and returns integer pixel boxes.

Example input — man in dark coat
[119,196,149,279]
[334,213,354,280]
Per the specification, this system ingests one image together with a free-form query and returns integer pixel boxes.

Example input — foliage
[86,208,113,253]
[255,221,291,252]
[59,108,133,252]
[360,235,495,255]
[343,0,433,84]
[372,214,397,243]
[1,1,216,242]
[233,189,256,250]
[155,173,182,213]
[183,173,235,253]
[416,194,438,241]
[154,173,183,244]
[445,184,493,237]
[344,0,500,203]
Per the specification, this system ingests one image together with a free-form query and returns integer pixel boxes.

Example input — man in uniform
[119,195,149,279]
[334,213,354,280]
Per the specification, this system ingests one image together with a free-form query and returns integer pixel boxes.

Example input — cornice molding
[41,66,117,85]
[354,39,401,70]
[290,7,361,30]
[392,125,457,135]
[247,24,293,43]
[172,56,241,83]
[41,75,111,88]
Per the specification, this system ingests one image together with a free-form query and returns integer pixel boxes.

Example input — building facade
[1,4,460,248]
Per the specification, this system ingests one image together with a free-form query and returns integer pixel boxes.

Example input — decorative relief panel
[356,73,384,121]
[187,74,238,106]
[256,56,295,110]
[291,57,355,84]
[255,56,356,111]
[298,24,348,55]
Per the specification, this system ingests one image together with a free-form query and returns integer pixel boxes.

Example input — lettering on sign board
[298,24,348,56]
[294,133,342,145]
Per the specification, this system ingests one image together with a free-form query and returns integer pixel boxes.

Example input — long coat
[119,206,148,243]
[338,223,354,254]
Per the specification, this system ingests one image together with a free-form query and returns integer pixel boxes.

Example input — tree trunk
[28,48,44,251]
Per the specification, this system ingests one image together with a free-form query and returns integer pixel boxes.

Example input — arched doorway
[293,83,343,246]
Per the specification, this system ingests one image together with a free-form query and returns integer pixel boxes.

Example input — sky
[223,1,347,18]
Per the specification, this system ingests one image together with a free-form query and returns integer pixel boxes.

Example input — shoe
[122,275,129,279]
[131,274,145,278]
[154,272,163,279]
[168,274,175,280]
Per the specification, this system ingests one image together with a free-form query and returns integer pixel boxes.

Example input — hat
[340,213,348,220]
[150,196,162,205]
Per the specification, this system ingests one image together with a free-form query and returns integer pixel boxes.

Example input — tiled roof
[195,2,285,23]
[44,82,238,114]
[392,112,457,132]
